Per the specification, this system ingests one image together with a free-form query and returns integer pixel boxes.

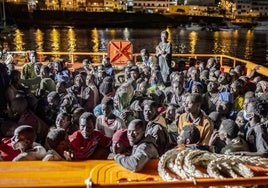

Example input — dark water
[2,27,268,65]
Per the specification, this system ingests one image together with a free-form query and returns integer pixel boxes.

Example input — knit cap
[112,129,130,148]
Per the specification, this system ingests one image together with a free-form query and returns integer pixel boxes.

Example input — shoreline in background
[4,3,258,29]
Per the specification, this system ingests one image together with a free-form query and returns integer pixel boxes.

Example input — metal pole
[2,0,6,29]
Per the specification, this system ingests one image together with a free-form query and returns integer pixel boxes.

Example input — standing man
[156,30,172,84]
[21,51,38,80]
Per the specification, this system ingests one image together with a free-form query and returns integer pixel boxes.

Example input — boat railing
[10,51,268,77]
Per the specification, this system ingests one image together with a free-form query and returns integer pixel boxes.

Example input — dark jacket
[115,135,159,172]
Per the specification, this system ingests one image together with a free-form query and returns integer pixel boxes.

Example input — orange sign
[108,40,133,64]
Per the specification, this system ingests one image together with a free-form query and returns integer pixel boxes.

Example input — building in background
[4,0,268,19]
[252,0,268,17]
[132,0,169,13]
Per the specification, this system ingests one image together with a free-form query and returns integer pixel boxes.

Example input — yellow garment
[233,95,244,112]
[177,112,214,145]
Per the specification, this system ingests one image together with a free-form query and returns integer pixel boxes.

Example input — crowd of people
[0,30,267,173]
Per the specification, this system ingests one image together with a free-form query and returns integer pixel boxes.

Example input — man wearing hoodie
[114,119,158,172]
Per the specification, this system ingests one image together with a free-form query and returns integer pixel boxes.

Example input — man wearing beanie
[108,129,131,159]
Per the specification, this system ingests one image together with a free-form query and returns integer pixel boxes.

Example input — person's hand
[253,65,261,71]
[63,150,75,160]
[208,131,219,146]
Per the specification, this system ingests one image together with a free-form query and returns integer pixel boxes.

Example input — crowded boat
[0,30,268,187]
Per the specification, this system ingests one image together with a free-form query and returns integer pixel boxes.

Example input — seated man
[0,120,21,161]
[177,124,210,151]
[95,97,126,138]
[178,93,214,145]
[114,119,159,172]
[236,97,268,157]
[143,100,170,156]
[11,125,46,161]
[108,129,131,159]
[69,112,111,160]
[43,128,75,161]
[209,119,249,154]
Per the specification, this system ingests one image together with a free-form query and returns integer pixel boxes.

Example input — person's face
[74,76,83,87]
[245,102,255,121]
[130,71,139,80]
[207,59,214,69]
[165,106,176,122]
[138,82,147,93]
[11,131,30,151]
[243,98,250,110]
[209,71,216,80]
[11,72,21,84]
[47,97,59,107]
[230,82,239,94]
[207,81,218,93]
[256,83,264,93]
[11,100,26,116]
[54,63,61,72]
[192,85,202,94]
[190,70,199,81]
[97,72,105,80]
[218,126,228,141]
[199,63,205,71]
[177,130,187,145]
[184,96,199,114]
[102,58,109,66]
[143,104,157,122]
[79,118,94,139]
[161,32,167,42]
[216,101,230,115]
[56,115,70,130]
[56,82,66,94]
[143,68,151,77]
[141,51,149,60]
[29,53,36,63]
[7,64,14,74]
[124,68,130,76]
[172,82,183,95]
[235,116,246,128]
[102,104,113,117]
[86,75,93,86]
[55,138,71,157]
[110,140,125,154]
[83,62,89,69]
[72,111,84,124]
[127,123,144,146]
[218,73,228,84]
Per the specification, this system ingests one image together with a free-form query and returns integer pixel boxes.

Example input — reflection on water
[35,29,44,52]
[13,29,25,51]
[4,27,268,64]
[50,28,60,58]
[67,27,76,53]
[188,31,198,54]
[244,30,254,60]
